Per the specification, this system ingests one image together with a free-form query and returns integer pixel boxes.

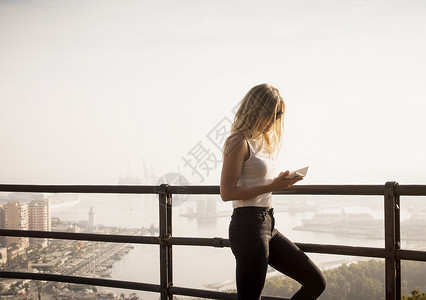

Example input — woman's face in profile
[262,120,274,133]
[259,109,283,133]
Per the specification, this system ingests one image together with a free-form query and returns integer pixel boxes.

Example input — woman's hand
[270,170,303,191]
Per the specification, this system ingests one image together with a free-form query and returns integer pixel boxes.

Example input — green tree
[263,259,426,300]
[401,261,426,295]
[263,276,299,297]
[402,290,426,300]
[263,260,385,300]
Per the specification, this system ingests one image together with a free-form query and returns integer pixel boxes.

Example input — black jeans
[229,206,326,300]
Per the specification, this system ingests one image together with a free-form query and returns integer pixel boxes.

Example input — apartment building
[28,198,51,247]
[4,202,29,249]
[0,204,5,246]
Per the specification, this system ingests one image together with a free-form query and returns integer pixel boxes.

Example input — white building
[0,204,5,246]
[88,206,96,231]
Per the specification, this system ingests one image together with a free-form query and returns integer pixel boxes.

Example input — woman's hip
[228,206,274,253]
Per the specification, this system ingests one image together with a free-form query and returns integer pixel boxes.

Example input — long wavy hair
[224,83,285,159]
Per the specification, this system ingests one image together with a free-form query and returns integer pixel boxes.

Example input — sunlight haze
[1,0,425,185]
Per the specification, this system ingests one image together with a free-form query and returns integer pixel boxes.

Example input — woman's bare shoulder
[224,133,248,158]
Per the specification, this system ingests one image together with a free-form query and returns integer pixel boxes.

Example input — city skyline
[1,198,51,249]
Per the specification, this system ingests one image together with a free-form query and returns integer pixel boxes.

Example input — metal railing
[0,182,426,299]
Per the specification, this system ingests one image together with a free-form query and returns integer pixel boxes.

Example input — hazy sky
[1,0,426,185]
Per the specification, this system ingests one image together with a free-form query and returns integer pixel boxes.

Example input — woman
[220,83,326,299]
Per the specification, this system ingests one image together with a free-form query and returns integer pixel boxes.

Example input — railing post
[384,181,400,300]
[167,190,173,296]
[395,187,401,299]
[159,184,173,299]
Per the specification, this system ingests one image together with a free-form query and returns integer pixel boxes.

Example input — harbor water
[51,193,426,299]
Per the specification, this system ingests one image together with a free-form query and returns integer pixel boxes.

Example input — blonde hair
[224,83,285,159]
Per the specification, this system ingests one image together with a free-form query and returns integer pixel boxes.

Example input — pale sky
[1,0,426,185]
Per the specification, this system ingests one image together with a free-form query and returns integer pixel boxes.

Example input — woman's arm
[220,135,301,202]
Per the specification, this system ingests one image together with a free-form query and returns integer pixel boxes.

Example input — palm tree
[9,283,17,298]
[36,281,43,300]
[24,283,30,294]
[0,282,5,299]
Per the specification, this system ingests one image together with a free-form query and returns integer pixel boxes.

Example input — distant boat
[99,269,112,277]
[301,211,378,226]
[293,209,384,238]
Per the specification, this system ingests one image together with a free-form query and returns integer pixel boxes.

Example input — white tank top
[232,138,276,209]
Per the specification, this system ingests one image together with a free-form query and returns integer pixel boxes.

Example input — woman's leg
[233,244,269,299]
[268,230,326,300]
[229,207,272,300]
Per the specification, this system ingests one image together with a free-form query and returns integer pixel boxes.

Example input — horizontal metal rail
[0,184,159,194]
[1,183,426,300]
[0,271,285,300]
[2,183,426,195]
[0,271,161,293]
[1,230,424,262]
[0,229,160,244]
